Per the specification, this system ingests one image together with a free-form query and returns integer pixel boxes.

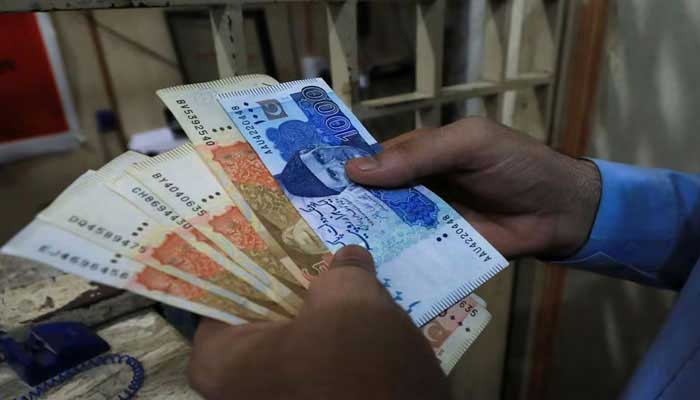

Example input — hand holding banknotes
[188,245,450,400]
[0,77,516,396]
[346,117,601,259]
[188,116,602,400]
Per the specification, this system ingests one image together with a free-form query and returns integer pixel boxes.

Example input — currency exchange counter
[0,254,202,399]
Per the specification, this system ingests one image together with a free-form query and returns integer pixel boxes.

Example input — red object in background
[0,14,69,144]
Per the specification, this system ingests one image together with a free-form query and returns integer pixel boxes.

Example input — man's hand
[188,245,450,400]
[346,117,601,259]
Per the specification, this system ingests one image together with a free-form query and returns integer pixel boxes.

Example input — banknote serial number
[68,216,147,253]
[130,187,193,230]
[38,244,130,280]
[458,300,480,318]
[230,106,273,155]
[437,299,480,319]
[150,173,207,217]
[441,215,493,263]
[176,99,217,147]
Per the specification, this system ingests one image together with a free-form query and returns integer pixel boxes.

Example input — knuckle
[389,139,415,158]
[459,116,497,136]
[453,116,498,147]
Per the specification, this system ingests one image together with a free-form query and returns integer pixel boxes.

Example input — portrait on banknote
[264,86,442,233]
[276,145,369,197]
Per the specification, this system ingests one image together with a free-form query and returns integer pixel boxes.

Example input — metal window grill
[1,0,566,136]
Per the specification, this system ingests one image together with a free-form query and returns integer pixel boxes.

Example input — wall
[94,10,183,136]
[0,10,182,243]
[547,1,700,398]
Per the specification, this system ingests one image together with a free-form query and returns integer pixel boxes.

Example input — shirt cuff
[556,159,679,284]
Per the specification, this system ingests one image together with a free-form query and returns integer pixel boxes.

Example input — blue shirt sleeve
[559,159,700,290]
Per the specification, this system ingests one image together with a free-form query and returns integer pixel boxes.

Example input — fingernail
[331,245,375,273]
[351,156,379,171]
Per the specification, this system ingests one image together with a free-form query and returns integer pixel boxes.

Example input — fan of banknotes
[1,75,508,373]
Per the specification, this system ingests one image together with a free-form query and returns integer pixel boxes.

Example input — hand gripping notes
[1,74,500,372]
[217,79,509,326]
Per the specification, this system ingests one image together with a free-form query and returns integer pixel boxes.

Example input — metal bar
[357,73,551,119]
[0,0,215,12]
[414,0,445,128]
[264,3,301,81]
[544,0,570,142]
[210,4,247,78]
[86,11,129,154]
[326,0,358,106]
[0,0,406,13]
[500,0,526,126]
[480,0,507,119]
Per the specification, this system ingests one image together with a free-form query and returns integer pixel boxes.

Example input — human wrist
[546,157,602,258]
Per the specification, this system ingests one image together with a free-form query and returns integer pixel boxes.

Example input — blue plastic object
[0,322,109,386]
[13,353,144,400]
[96,109,118,133]
[0,322,145,400]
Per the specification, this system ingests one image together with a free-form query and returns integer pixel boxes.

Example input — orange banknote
[39,170,289,320]
[127,144,305,297]
[422,294,491,373]
[157,76,330,286]
[99,152,301,314]
[2,220,263,325]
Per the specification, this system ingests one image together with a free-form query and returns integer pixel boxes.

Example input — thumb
[329,244,376,273]
[346,120,480,187]
[305,245,391,309]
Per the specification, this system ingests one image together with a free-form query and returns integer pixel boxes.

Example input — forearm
[556,159,700,290]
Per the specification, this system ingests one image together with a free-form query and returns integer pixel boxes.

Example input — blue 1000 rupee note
[217,78,508,326]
